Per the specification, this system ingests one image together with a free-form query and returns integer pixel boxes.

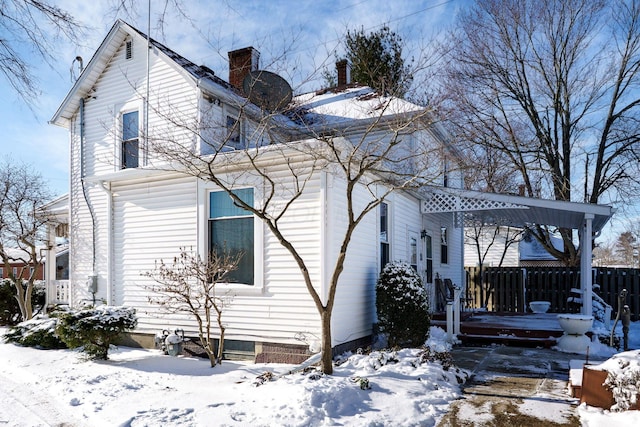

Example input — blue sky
[0,0,628,242]
[0,0,459,198]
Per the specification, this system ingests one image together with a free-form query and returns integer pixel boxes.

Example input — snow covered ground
[1,322,639,426]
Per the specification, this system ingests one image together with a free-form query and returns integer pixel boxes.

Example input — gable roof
[50,19,443,145]
[49,20,234,128]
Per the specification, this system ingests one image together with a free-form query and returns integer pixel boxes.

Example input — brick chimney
[228,47,260,90]
[336,59,350,86]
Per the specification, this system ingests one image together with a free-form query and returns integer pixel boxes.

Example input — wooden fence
[465,266,640,321]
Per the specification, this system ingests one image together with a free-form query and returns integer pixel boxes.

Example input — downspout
[79,97,99,305]
[144,0,151,165]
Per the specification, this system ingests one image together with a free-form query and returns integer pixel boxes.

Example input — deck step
[457,333,558,348]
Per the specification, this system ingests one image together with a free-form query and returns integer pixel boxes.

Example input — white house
[463,226,566,268]
[48,20,466,362]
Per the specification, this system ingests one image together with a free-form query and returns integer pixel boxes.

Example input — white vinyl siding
[79,32,197,178]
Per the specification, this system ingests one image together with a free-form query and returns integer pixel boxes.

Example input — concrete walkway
[438,345,589,426]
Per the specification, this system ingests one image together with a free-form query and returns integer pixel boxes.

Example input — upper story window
[226,115,240,145]
[208,188,254,285]
[121,110,139,169]
[224,109,246,150]
[380,202,390,270]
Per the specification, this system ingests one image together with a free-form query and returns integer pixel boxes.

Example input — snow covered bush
[376,262,430,347]
[603,351,640,411]
[56,306,137,360]
[3,315,66,349]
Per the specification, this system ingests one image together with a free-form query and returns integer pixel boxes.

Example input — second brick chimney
[336,59,350,86]
[228,47,260,91]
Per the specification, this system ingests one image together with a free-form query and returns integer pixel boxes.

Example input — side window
[440,226,448,265]
[380,202,389,270]
[208,188,254,285]
[12,267,18,278]
[409,233,418,272]
[424,234,433,283]
[0,267,3,277]
[121,110,139,169]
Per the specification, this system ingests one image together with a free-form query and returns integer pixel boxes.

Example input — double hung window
[121,110,139,169]
[208,188,254,285]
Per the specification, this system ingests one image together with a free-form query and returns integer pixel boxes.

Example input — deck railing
[465,266,640,321]
[46,280,70,305]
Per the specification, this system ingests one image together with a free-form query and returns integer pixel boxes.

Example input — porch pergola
[420,187,615,320]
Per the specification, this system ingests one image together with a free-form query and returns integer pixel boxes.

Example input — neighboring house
[0,247,44,281]
[518,233,565,267]
[49,20,465,362]
[464,227,565,267]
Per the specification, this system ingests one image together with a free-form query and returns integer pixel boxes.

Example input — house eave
[50,20,134,128]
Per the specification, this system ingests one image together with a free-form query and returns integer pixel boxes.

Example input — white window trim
[197,181,264,295]
[222,104,245,150]
[114,100,144,171]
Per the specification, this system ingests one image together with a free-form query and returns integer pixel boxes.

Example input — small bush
[56,306,137,360]
[3,315,67,349]
[376,262,430,347]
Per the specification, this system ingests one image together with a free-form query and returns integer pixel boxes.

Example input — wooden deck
[431,312,567,348]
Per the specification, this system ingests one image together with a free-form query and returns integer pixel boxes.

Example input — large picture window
[121,110,139,169]
[208,188,254,285]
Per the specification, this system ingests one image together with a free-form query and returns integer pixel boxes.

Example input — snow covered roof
[519,234,564,261]
[288,85,427,132]
[50,19,432,140]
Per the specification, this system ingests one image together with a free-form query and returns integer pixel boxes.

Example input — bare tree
[144,248,240,367]
[0,0,84,105]
[465,223,524,307]
[0,158,52,320]
[593,240,619,267]
[438,0,640,266]
[138,61,447,374]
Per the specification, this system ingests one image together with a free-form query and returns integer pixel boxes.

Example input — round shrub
[56,306,137,360]
[376,262,430,347]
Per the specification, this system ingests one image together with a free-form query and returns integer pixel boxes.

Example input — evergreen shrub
[376,262,430,347]
[56,306,137,360]
[3,315,66,349]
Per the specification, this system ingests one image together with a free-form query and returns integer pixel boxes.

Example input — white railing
[47,280,70,305]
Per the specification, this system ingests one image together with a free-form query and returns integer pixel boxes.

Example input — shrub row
[3,306,137,360]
